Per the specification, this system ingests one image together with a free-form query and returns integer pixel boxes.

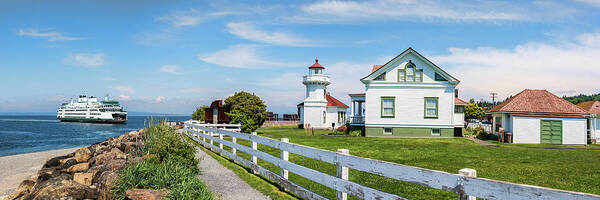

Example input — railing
[303,74,330,83]
[466,122,492,134]
[186,122,241,136]
[350,116,364,124]
[184,123,600,200]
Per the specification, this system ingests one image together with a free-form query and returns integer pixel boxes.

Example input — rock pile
[7,129,145,200]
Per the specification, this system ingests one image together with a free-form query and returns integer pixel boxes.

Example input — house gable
[361,48,459,84]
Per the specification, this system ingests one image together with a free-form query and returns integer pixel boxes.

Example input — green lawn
[193,126,600,200]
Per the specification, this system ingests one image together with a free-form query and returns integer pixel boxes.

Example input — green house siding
[365,127,453,137]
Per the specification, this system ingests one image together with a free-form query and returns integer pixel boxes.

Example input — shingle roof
[576,100,600,115]
[455,97,468,105]
[371,65,383,73]
[487,89,587,114]
[326,94,349,108]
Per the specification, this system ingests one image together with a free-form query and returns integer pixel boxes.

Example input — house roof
[576,100,600,115]
[371,65,383,73]
[326,94,349,108]
[309,58,324,69]
[487,89,587,114]
[361,47,459,83]
[455,97,468,105]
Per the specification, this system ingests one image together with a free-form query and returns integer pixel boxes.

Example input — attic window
[435,73,447,81]
[374,73,386,80]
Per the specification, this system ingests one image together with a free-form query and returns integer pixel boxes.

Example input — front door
[541,120,562,144]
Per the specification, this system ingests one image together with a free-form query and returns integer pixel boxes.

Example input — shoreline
[0,147,81,199]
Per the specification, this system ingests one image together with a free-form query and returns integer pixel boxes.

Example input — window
[374,73,386,80]
[338,111,346,123]
[398,62,422,82]
[415,69,423,82]
[381,97,395,118]
[455,106,464,113]
[406,65,415,81]
[431,128,441,135]
[323,111,326,124]
[384,127,393,135]
[424,97,438,118]
[398,69,405,82]
[435,73,447,81]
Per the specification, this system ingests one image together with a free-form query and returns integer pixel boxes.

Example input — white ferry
[56,95,127,123]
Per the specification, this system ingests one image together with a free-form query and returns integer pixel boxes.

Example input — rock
[43,155,71,168]
[26,174,97,199]
[91,148,125,166]
[105,159,127,171]
[61,158,78,170]
[124,142,141,153]
[125,189,168,200]
[7,179,35,199]
[74,147,92,162]
[90,159,125,184]
[65,162,89,173]
[36,168,60,182]
[73,172,93,185]
[97,171,118,200]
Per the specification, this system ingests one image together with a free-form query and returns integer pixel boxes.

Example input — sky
[1,0,600,115]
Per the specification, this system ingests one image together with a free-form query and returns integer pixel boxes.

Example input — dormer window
[398,61,423,82]
[435,73,447,81]
[374,73,386,80]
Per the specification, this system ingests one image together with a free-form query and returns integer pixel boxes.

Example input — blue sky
[1,0,600,115]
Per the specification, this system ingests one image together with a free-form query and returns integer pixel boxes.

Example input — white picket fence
[184,123,600,200]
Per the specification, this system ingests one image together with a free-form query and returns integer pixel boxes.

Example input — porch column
[350,101,355,117]
[357,102,363,116]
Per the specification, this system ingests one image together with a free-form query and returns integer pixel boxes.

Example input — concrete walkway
[0,147,81,199]
[195,147,270,200]
[465,136,499,147]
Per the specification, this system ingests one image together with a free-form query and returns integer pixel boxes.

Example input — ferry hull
[58,118,127,124]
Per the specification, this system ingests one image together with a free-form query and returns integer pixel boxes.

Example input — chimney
[455,89,459,98]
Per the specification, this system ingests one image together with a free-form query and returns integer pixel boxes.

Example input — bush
[336,125,347,132]
[192,106,208,121]
[224,91,267,133]
[349,130,362,137]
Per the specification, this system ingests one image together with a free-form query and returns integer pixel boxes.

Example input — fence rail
[184,123,600,200]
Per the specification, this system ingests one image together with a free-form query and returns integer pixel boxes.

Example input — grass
[113,123,214,200]
[190,126,600,200]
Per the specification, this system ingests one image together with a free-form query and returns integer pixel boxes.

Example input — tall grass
[112,122,213,200]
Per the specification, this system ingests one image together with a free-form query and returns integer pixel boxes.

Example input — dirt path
[0,147,81,199]
[465,136,499,147]
[195,147,270,200]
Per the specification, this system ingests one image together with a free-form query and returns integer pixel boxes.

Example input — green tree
[192,106,208,121]
[465,103,485,121]
[224,91,267,133]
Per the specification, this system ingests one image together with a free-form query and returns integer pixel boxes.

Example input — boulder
[90,159,126,184]
[36,167,60,182]
[74,147,92,162]
[60,158,78,170]
[65,162,89,173]
[43,155,71,168]
[124,142,141,153]
[73,172,93,185]
[91,148,125,166]
[125,189,168,200]
[6,179,35,199]
[97,171,118,200]
[26,174,97,200]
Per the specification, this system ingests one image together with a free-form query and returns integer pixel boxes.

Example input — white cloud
[119,94,131,101]
[198,44,298,69]
[226,22,317,47]
[159,64,182,74]
[111,86,135,94]
[155,96,166,103]
[17,28,86,41]
[63,53,105,67]
[431,31,600,101]
[157,9,239,27]
[296,0,531,23]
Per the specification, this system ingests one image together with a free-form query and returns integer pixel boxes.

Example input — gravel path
[195,147,270,200]
[0,147,81,199]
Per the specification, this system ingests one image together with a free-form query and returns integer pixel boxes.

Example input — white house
[488,89,588,144]
[298,59,349,129]
[348,48,467,137]
[576,101,600,144]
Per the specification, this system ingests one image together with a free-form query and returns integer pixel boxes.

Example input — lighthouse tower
[298,59,348,129]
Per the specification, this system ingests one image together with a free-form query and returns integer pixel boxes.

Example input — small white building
[298,59,349,129]
[576,101,600,144]
[348,48,467,137]
[488,89,588,144]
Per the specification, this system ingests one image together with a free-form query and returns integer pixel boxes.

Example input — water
[0,115,191,157]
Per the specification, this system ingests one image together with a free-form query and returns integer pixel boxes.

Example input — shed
[487,89,588,144]
[576,100,600,144]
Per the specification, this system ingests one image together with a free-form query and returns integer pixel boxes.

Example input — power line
[490,92,498,103]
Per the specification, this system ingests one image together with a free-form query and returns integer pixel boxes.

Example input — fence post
[337,149,349,200]
[232,137,237,155]
[219,133,224,149]
[458,168,477,200]
[280,138,289,180]
[202,130,206,143]
[210,131,214,146]
[252,132,258,174]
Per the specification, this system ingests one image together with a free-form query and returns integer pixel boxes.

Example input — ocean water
[0,115,190,157]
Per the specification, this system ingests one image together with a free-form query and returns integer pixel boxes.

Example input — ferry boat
[56,95,127,123]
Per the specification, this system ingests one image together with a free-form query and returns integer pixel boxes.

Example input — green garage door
[541,120,562,144]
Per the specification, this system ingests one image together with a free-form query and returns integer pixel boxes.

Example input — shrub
[349,130,362,137]
[224,91,267,133]
[192,106,208,121]
[336,125,347,132]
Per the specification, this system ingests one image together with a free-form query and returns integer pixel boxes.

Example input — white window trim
[383,127,393,135]
[431,128,441,136]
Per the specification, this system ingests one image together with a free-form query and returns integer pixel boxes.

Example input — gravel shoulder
[0,147,81,199]
[195,147,270,200]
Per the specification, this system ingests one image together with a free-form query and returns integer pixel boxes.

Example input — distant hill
[563,93,600,105]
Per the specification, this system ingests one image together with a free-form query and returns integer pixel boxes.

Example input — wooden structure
[184,123,600,200]
[204,100,230,124]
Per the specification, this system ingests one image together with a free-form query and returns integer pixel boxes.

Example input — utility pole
[490,92,498,103]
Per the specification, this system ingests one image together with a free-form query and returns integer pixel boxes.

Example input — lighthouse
[297,59,348,129]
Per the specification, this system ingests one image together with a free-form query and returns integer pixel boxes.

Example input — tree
[192,106,208,121]
[224,91,267,133]
[465,103,485,121]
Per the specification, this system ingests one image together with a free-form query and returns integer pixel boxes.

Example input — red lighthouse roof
[309,58,325,69]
